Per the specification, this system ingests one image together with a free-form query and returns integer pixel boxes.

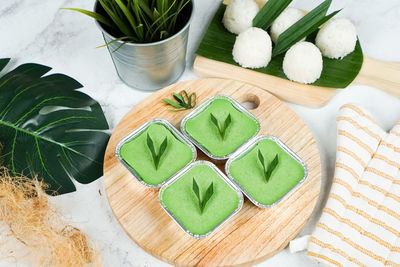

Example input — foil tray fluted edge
[180,95,261,161]
[115,118,197,189]
[225,135,309,208]
[159,160,244,239]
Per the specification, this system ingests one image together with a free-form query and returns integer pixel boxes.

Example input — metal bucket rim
[94,0,195,47]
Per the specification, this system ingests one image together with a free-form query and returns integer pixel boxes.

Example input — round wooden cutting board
[103,78,321,267]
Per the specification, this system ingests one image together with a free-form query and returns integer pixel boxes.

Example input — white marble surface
[1,0,400,266]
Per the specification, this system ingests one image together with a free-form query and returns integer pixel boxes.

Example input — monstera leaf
[0,58,110,195]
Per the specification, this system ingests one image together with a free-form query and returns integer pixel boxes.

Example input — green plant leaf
[257,149,267,181]
[192,177,214,214]
[273,0,339,56]
[61,8,115,28]
[210,113,231,140]
[158,137,168,162]
[188,92,196,107]
[210,113,218,124]
[162,90,197,111]
[0,59,110,195]
[64,0,192,43]
[223,114,232,139]
[196,4,363,88]
[0,58,10,72]
[266,154,279,182]
[258,150,279,182]
[146,134,157,163]
[162,98,183,109]
[258,149,266,174]
[192,177,200,201]
[210,113,220,131]
[146,134,167,169]
[201,181,214,212]
[138,1,154,20]
[114,0,138,32]
[253,0,293,30]
[173,93,185,105]
[257,149,264,164]
[98,0,135,37]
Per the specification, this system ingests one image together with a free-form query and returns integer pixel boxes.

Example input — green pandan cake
[182,95,260,159]
[159,161,243,238]
[117,119,196,187]
[226,136,307,207]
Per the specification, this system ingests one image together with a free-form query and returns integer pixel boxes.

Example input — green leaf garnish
[210,113,232,140]
[163,98,183,109]
[258,150,279,183]
[173,93,185,104]
[253,0,293,31]
[273,0,340,57]
[162,90,197,111]
[192,178,214,214]
[146,134,168,170]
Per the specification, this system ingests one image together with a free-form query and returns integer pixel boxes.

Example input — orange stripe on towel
[333,178,400,208]
[337,116,382,141]
[373,154,400,170]
[330,190,400,222]
[338,130,375,155]
[381,141,400,153]
[340,105,378,125]
[329,193,400,236]
[317,222,386,264]
[337,147,400,173]
[337,146,367,167]
[307,251,343,267]
[322,208,400,252]
[337,161,399,186]
[335,162,360,180]
[309,237,364,266]
[386,259,400,266]
[365,167,397,182]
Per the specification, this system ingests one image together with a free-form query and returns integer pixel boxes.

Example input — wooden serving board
[194,56,400,109]
[194,0,400,108]
[103,78,321,266]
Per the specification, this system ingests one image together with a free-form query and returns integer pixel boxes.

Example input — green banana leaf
[0,59,110,195]
[196,4,364,88]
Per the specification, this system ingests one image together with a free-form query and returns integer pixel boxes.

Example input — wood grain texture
[194,56,337,108]
[354,56,400,98]
[194,56,400,108]
[103,78,321,267]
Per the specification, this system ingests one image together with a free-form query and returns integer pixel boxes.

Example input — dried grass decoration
[0,165,101,266]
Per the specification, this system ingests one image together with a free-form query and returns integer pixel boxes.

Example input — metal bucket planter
[94,1,194,91]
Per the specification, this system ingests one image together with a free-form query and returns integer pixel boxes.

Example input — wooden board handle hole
[240,94,260,110]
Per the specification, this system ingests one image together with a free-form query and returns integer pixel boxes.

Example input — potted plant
[63,0,194,91]
[225,136,308,208]
[181,95,260,160]
[116,119,197,188]
[159,161,243,238]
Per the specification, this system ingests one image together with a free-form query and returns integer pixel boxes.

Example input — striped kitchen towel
[307,104,400,266]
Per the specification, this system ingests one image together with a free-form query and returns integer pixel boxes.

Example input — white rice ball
[270,7,305,43]
[223,0,260,34]
[316,18,357,59]
[233,27,272,69]
[283,42,323,84]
